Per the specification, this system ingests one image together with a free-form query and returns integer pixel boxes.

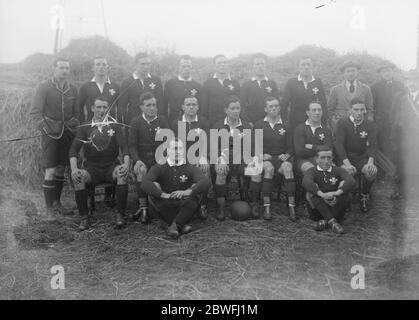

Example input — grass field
[1,179,419,300]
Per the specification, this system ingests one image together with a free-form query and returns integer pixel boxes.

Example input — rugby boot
[167,222,179,239]
[78,216,90,231]
[133,207,150,224]
[262,205,272,220]
[250,202,260,219]
[115,211,126,229]
[328,218,344,234]
[289,204,297,222]
[180,224,193,234]
[312,219,326,231]
[197,205,208,220]
[360,194,370,213]
[215,198,226,221]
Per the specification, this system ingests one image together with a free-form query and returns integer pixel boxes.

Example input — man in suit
[327,61,373,131]
[371,62,405,160]
[163,55,204,123]
[119,53,164,124]
[281,57,327,132]
[201,54,240,126]
[240,53,280,125]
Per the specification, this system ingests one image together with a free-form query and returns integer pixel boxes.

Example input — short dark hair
[93,95,109,105]
[134,52,149,63]
[213,54,226,64]
[93,56,107,64]
[183,94,198,104]
[252,53,267,64]
[315,145,332,156]
[299,56,313,64]
[306,100,321,111]
[350,97,365,107]
[265,96,279,105]
[139,92,156,105]
[53,57,70,67]
[225,95,240,108]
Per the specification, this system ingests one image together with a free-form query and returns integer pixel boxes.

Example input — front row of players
[68,92,377,236]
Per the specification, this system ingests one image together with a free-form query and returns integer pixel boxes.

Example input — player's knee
[250,174,262,183]
[45,167,56,179]
[263,162,274,178]
[55,165,65,176]
[301,162,314,173]
[215,164,227,177]
[281,161,293,174]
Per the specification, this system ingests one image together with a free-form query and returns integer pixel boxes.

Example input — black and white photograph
[1,0,419,305]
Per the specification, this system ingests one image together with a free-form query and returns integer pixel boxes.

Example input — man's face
[380,68,394,81]
[168,140,184,162]
[407,79,419,93]
[182,97,199,117]
[215,56,229,74]
[264,99,280,118]
[179,59,192,79]
[53,61,70,81]
[93,58,109,77]
[299,58,313,77]
[350,103,366,122]
[136,57,151,75]
[343,67,358,81]
[253,58,266,77]
[140,98,157,118]
[316,150,333,170]
[225,101,241,120]
[306,103,323,122]
[91,99,108,121]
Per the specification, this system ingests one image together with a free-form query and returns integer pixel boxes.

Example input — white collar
[317,165,332,172]
[251,75,269,82]
[305,119,322,129]
[264,116,283,127]
[297,74,315,83]
[91,77,111,84]
[349,115,363,126]
[133,72,151,80]
[181,114,198,122]
[213,73,232,81]
[224,117,242,127]
[167,157,185,167]
[142,113,157,124]
[345,79,357,86]
[178,75,193,82]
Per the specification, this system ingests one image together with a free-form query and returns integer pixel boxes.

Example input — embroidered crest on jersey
[190,88,197,96]
[149,82,156,90]
[329,177,338,185]
[312,87,319,94]
[109,89,116,96]
[179,174,188,183]
[278,128,286,135]
[360,131,368,138]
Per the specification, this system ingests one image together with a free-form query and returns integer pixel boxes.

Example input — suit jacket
[327,80,373,121]
[371,79,405,125]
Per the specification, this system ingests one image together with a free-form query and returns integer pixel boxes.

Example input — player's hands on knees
[343,164,357,175]
[134,160,145,174]
[161,192,171,199]
[278,153,290,162]
[118,163,129,177]
[71,168,84,184]
[325,196,337,207]
[170,189,192,199]
[365,163,377,176]
[263,154,272,161]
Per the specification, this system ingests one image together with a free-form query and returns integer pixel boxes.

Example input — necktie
[349,80,355,93]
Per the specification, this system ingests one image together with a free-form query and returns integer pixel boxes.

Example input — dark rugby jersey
[294,121,333,159]
[302,165,357,194]
[253,117,293,157]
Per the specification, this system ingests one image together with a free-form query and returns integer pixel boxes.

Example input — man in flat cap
[327,61,373,132]
[371,62,405,164]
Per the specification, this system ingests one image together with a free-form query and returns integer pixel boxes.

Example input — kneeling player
[334,98,378,212]
[251,97,296,221]
[294,101,333,173]
[129,92,169,223]
[69,96,130,231]
[302,146,357,234]
[171,95,210,219]
[141,138,211,239]
[212,96,253,221]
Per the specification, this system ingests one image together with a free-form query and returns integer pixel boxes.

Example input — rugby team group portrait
[29,51,418,239]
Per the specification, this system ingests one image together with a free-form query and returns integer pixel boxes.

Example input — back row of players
[30,53,409,237]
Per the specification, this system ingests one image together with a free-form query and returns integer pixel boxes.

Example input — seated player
[171,95,210,219]
[294,101,333,174]
[302,146,357,234]
[212,96,253,221]
[251,96,296,221]
[69,96,130,231]
[128,92,169,223]
[334,98,378,212]
[141,138,211,239]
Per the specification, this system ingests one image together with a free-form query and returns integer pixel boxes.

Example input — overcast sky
[1,0,418,69]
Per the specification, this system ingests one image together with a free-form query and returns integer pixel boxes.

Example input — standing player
[129,92,169,223]
[69,96,130,230]
[163,55,203,123]
[240,53,280,125]
[328,61,373,130]
[76,56,120,122]
[30,58,79,219]
[302,146,357,234]
[201,54,240,126]
[141,138,211,239]
[212,96,253,221]
[171,95,210,219]
[294,101,333,174]
[334,98,378,212]
[119,53,164,123]
[281,57,327,132]
[251,97,296,221]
